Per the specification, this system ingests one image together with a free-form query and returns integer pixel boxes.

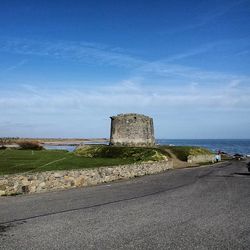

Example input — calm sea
[157,139,250,155]
[43,142,108,152]
[43,145,77,152]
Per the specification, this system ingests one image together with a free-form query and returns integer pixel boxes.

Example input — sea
[44,139,250,155]
[43,145,77,152]
[157,139,250,156]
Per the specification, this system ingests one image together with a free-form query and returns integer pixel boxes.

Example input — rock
[39,182,46,188]
[0,190,6,196]
[21,185,29,193]
[29,185,37,193]
[75,176,85,187]
[54,173,62,178]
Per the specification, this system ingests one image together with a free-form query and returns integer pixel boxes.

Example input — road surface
[0,160,250,249]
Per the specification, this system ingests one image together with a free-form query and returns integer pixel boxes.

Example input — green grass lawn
[0,149,134,175]
[0,145,213,175]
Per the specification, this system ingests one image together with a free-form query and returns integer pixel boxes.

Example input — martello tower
[110,113,155,147]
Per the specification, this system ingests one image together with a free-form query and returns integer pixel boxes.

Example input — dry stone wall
[187,154,216,164]
[0,161,173,196]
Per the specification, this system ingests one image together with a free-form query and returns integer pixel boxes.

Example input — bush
[0,137,19,146]
[17,141,43,150]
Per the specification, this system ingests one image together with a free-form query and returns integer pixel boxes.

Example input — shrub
[17,141,43,150]
[0,137,19,146]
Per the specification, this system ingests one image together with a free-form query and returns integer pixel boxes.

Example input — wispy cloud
[137,61,250,85]
[1,81,250,114]
[0,59,28,74]
[159,39,242,63]
[0,36,249,81]
[0,38,250,95]
[162,0,248,34]
[0,37,144,68]
[1,79,250,137]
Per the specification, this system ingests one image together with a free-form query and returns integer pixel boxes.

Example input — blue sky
[0,0,250,139]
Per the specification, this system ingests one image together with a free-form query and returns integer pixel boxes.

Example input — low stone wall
[187,154,216,164]
[0,161,173,196]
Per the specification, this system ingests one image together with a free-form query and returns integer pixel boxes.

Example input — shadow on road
[234,172,250,176]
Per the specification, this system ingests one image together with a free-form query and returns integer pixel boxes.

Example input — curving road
[0,160,250,249]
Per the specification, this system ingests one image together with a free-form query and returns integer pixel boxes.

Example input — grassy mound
[75,145,169,162]
[160,146,213,161]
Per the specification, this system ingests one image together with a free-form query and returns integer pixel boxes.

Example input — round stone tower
[110,113,155,146]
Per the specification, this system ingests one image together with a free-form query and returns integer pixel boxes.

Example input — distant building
[110,113,155,146]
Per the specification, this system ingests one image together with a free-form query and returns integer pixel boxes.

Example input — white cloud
[1,81,250,138]
[1,81,250,113]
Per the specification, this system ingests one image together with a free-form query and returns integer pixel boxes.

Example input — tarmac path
[0,160,250,249]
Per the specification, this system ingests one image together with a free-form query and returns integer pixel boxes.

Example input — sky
[0,0,250,139]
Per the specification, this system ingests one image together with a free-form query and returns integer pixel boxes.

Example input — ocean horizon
[157,139,250,155]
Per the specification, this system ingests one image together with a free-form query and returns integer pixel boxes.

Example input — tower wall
[110,113,155,146]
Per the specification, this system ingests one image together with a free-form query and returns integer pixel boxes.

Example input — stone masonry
[187,154,216,164]
[0,161,173,196]
[110,113,155,146]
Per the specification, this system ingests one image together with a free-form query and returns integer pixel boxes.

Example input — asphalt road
[0,160,250,249]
